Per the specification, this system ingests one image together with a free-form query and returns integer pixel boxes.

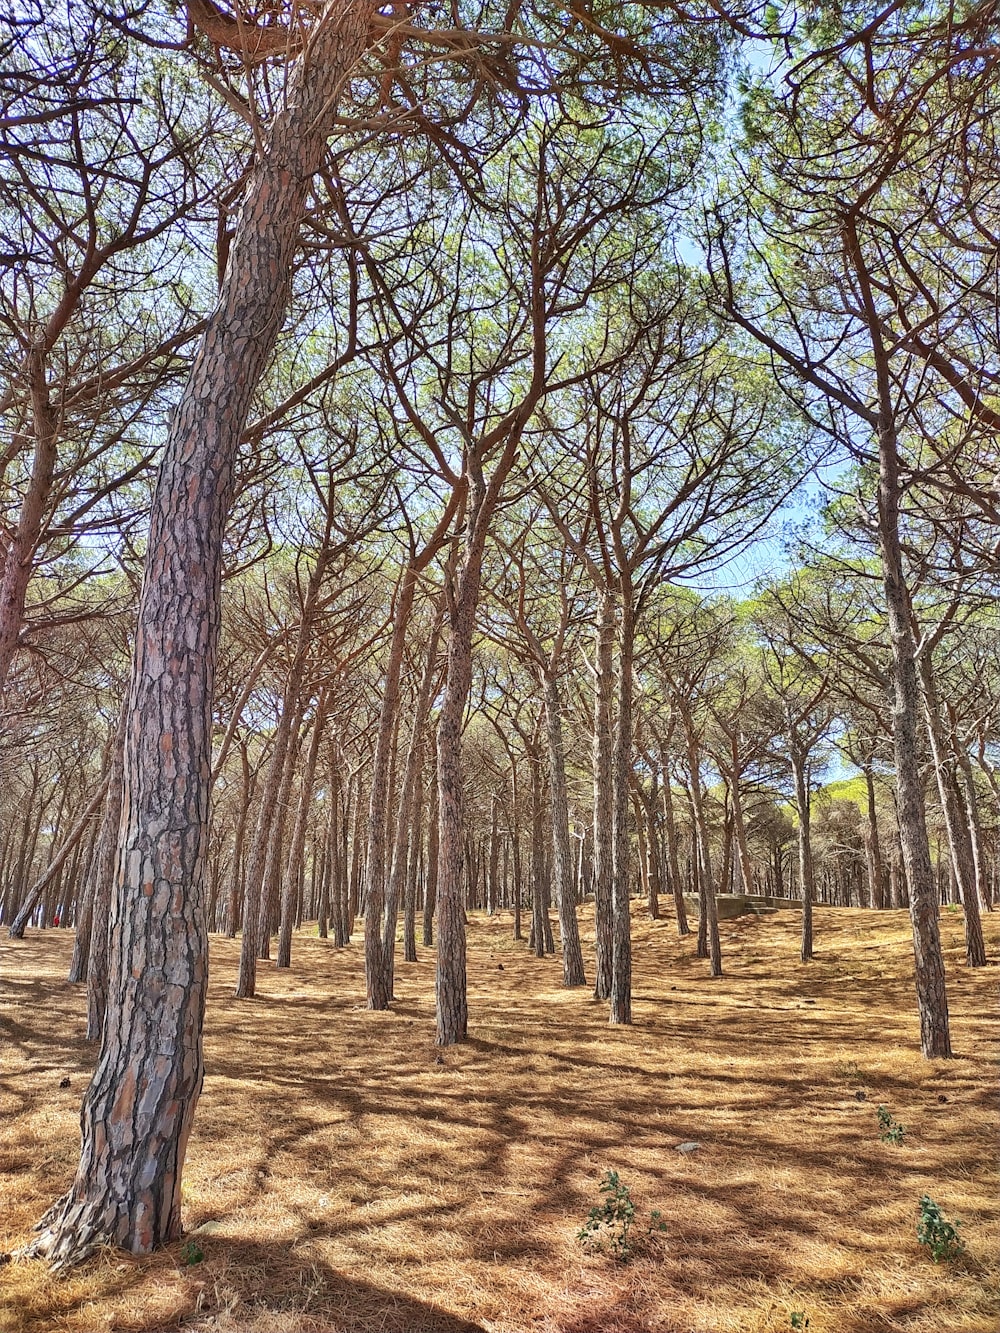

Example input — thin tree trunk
[277,692,328,968]
[790,752,816,961]
[542,671,586,986]
[591,590,615,999]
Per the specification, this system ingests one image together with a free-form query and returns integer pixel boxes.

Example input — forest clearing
[3,906,997,1333]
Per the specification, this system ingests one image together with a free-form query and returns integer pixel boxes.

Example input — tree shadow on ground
[5,1237,489,1333]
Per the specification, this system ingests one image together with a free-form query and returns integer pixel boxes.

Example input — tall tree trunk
[847,218,951,1058]
[685,724,721,977]
[609,602,634,1025]
[660,741,689,935]
[277,692,328,967]
[790,751,816,962]
[365,565,419,1008]
[436,441,519,1045]
[542,671,586,986]
[380,593,445,997]
[0,354,58,696]
[27,3,375,1264]
[8,778,110,939]
[591,591,615,999]
[916,660,986,966]
[422,736,439,947]
[863,761,885,909]
[235,694,303,993]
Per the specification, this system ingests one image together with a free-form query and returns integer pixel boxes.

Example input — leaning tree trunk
[26,2,375,1265]
[542,671,586,986]
[849,219,951,1059]
[8,776,110,940]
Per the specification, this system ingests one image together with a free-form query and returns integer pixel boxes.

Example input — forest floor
[2,905,998,1333]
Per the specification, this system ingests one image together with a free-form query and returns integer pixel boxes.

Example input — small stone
[497,963,504,970]
[675,1141,701,1155]
[59,1077,70,1088]
[191,1220,227,1236]
[938,1094,948,1103]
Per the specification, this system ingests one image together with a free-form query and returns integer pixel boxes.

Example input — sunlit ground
[2,903,997,1333]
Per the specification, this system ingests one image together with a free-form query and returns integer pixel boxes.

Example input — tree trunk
[790,751,815,962]
[422,736,439,947]
[916,660,986,967]
[591,590,615,999]
[848,219,951,1058]
[685,724,721,977]
[8,777,110,939]
[542,671,586,986]
[277,692,327,968]
[660,741,689,936]
[609,600,634,1025]
[436,442,519,1044]
[26,3,375,1264]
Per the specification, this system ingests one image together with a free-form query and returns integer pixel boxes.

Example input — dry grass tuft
[2,905,997,1333]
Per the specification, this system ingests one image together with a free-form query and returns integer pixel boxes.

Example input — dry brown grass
[1,904,997,1333]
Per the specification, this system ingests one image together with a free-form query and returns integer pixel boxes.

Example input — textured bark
[790,751,816,962]
[8,777,109,939]
[528,746,547,958]
[365,566,418,1008]
[845,217,951,1058]
[728,746,755,896]
[542,672,586,986]
[609,602,634,1025]
[235,695,303,994]
[917,659,987,967]
[0,354,58,695]
[436,441,519,1044]
[591,592,615,999]
[276,694,328,967]
[863,763,886,909]
[685,724,721,977]
[380,594,445,996]
[660,743,689,936]
[422,738,439,947]
[27,1,375,1264]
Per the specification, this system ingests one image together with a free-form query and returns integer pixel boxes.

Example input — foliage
[916,1196,964,1263]
[179,1238,204,1266]
[875,1105,905,1146]
[577,1170,666,1261]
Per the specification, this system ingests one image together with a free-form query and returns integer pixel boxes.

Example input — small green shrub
[179,1238,204,1266]
[790,1314,810,1331]
[876,1104,905,1145]
[917,1195,964,1262]
[577,1170,665,1261]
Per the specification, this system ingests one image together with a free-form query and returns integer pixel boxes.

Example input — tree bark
[277,692,328,967]
[591,591,615,999]
[27,1,375,1264]
[790,750,816,962]
[542,671,586,986]
[609,600,634,1024]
